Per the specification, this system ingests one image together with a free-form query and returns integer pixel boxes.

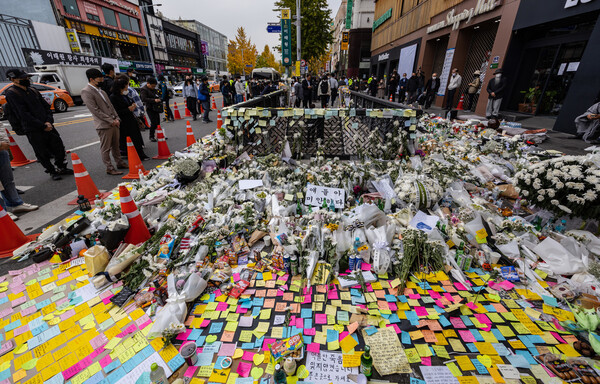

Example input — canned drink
[290,255,298,276]
[355,255,362,270]
[349,253,356,271]
[462,255,473,271]
[455,253,465,270]
[283,253,291,273]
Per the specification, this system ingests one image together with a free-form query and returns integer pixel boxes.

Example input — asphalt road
[5,94,224,235]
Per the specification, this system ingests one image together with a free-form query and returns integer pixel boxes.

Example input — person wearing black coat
[302,75,314,108]
[140,78,162,142]
[424,74,441,109]
[486,69,507,118]
[387,72,399,102]
[110,75,148,160]
[406,73,419,103]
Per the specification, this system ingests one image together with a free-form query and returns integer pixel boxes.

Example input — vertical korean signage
[345,0,354,29]
[281,8,292,66]
[341,32,349,51]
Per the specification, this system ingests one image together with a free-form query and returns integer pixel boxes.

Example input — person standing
[317,75,331,107]
[292,77,303,107]
[388,71,399,102]
[0,126,38,220]
[157,75,174,122]
[81,68,127,175]
[140,77,161,142]
[466,70,481,111]
[398,73,408,103]
[4,68,72,180]
[183,79,199,121]
[377,79,386,99]
[109,75,148,160]
[198,76,212,123]
[329,74,339,106]
[424,73,440,109]
[221,80,233,107]
[302,75,313,108]
[234,76,245,104]
[445,68,462,110]
[416,70,425,97]
[127,68,140,87]
[100,63,116,96]
[485,69,506,119]
[406,73,419,104]
[574,101,600,143]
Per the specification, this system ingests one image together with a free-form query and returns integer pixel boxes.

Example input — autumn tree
[227,27,258,76]
[273,0,333,65]
[256,45,278,69]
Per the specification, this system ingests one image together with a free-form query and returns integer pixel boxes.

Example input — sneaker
[106,169,124,175]
[51,174,62,181]
[57,168,74,175]
[8,212,18,221]
[12,203,39,213]
[149,137,157,142]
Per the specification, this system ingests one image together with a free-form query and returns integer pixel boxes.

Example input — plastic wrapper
[269,333,304,361]
[147,274,188,339]
[180,272,208,303]
[567,230,600,256]
[532,237,586,276]
[365,225,392,274]
[83,245,110,277]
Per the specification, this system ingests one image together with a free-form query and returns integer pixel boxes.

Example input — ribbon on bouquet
[344,220,365,231]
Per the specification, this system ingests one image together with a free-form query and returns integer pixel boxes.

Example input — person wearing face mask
[424,73,441,109]
[467,70,482,111]
[398,73,408,103]
[4,68,72,181]
[486,69,506,119]
[140,77,163,141]
[81,68,127,175]
[109,74,148,160]
[444,68,462,110]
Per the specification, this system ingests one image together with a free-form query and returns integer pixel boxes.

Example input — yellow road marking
[54,117,94,126]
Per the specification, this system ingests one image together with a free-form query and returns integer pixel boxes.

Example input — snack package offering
[500,266,520,282]
[536,353,577,381]
[158,233,175,259]
[569,358,600,383]
[269,333,304,361]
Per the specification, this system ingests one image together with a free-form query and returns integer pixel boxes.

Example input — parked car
[0,82,74,119]
[28,64,96,105]
[173,81,184,97]
[208,81,220,93]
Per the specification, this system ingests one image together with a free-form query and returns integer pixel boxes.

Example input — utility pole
[296,0,301,62]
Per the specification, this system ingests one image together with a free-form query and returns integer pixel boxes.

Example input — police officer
[4,69,72,181]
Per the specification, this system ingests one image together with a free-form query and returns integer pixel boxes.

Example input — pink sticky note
[443,293,455,302]
[466,302,478,310]
[450,317,466,329]
[339,331,349,341]
[328,290,339,300]
[200,319,211,328]
[233,273,240,282]
[498,280,515,290]
[236,306,249,313]
[361,263,371,271]
[454,282,468,291]
[388,302,397,311]
[315,314,327,324]
[429,291,441,299]
[218,343,237,356]
[550,332,566,344]
[303,328,316,336]
[302,295,312,304]
[184,366,198,377]
[176,329,192,340]
[99,355,112,368]
[474,314,491,325]
[303,286,312,295]
[421,357,432,366]
[386,323,402,334]
[414,307,428,316]
[458,330,476,342]
[307,343,320,353]
[139,319,152,329]
[242,351,255,361]
[295,318,304,328]
[216,302,228,311]
[409,294,421,300]
[237,362,252,377]
[262,338,276,352]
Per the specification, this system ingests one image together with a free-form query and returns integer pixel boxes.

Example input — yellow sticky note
[103,337,121,350]
[447,362,462,377]
[340,335,358,353]
[342,352,362,367]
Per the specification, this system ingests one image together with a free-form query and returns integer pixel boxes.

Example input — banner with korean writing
[281,9,292,66]
[305,183,345,209]
[22,48,101,67]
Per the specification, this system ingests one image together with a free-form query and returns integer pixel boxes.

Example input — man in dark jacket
[398,73,408,103]
[4,68,72,180]
[100,63,116,96]
[406,73,419,103]
[486,69,506,119]
[302,75,313,108]
[140,77,162,141]
[199,76,212,123]
[387,71,399,102]
[424,73,441,109]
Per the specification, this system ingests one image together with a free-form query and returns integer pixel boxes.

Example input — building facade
[371,0,520,116]
[52,0,151,63]
[174,20,228,75]
[503,0,600,133]
[159,18,204,80]
[331,0,348,76]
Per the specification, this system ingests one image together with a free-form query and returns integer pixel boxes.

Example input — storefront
[161,19,203,82]
[371,0,519,115]
[503,0,600,133]
[54,0,150,62]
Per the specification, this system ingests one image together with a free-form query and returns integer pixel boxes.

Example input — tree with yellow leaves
[227,27,258,76]
[256,45,278,69]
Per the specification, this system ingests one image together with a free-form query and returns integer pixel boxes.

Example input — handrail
[229,89,288,109]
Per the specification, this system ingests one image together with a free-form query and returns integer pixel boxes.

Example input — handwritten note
[420,365,460,384]
[306,351,357,384]
[361,326,411,375]
[304,183,345,209]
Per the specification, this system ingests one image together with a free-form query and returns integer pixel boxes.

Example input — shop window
[119,13,131,31]
[86,13,100,22]
[61,0,80,17]
[130,17,140,33]
[102,7,118,27]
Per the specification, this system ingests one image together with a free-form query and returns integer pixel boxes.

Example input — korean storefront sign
[22,48,101,67]
[427,0,502,34]
[281,9,292,66]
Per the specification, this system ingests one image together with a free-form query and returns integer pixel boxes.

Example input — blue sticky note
[466,343,479,353]
[388,314,401,324]
[241,343,255,349]
[252,307,261,317]
[252,297,264,307]
[350,289,362,297]
[507,354,530,368]
[515,350,538,365]
[188,329,202,341]
[196,352,214,366]
[410,378,426,384]
[483,305,497,312]
[327,329,339,342]
[301,308,312,318]
[405,311,419,326]
[351,296,365,305]
[31,323,49,337]
[491,329,505,341]
[303,336,312,345]
[236,378,254,384]
[141,345,155,359]
[106,366,126,384]
[135,371,151,384]
[196,336,206,346]
[470,329,484,342]
[401,331,411,345]
[433,305,446,314]
[438,316,451,328]
[491,343,510,356]
[471,358,488,375]
[518,335,535,348]
[104,358,121,373]
[527,335,545,344]
[209,322,223,334]
[0,370,10,382]
[398,295,408,303]
[168,354,185,371]
[460,316,473,326]
[365,326,378,336]
[543,295,558,307]
[254,336,264,348]
[304,318,313,329]
[5,319,21,332]
[384,294,397,302]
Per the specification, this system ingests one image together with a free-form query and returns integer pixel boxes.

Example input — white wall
[31,21,71,53]
[351,0,375,30]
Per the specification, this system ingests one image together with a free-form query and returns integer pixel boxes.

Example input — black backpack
[320,80,329,94]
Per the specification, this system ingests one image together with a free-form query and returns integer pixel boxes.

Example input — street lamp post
[140,3,161,76]
[296,0,301,62]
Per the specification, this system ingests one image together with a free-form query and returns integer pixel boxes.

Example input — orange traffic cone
[0,205,37,258]
[456,95,465,110]
[185,121,196,147]
[389,94,393,102]
[243,94,247,102]
[122,137,150,180]
[68,153,110,205]
[184,101,191,117]
[173,102,182,120]
[200,103,203,115]
[217,111,223,129]
[212,96,217,110]
[143,115,150,128]
[152,126,172,160]
[118,185,150,246]
[5,128,36,167]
